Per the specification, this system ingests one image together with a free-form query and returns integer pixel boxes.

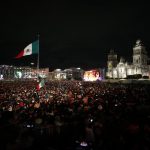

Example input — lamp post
[30,62,34,67]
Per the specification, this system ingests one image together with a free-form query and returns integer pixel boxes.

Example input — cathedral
[106,40,150,79]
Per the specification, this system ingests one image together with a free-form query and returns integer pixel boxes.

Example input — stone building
[106,40,150,79]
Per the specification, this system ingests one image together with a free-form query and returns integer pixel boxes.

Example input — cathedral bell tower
[107,49,118,70]
[133,40,148,66]
[106,49,118,78]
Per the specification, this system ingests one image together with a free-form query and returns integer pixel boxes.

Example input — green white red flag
[36,79,45,91]
[15,40,39,58]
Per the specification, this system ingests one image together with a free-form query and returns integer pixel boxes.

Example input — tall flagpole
[37,34,40,80]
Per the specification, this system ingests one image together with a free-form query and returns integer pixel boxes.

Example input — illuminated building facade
[14,67,49,79]
[0,65,14,79]
[106,40,150,79]
[0,65,49,80]
[48,68,84,80]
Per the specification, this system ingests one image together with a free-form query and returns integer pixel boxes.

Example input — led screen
[83,70,100,81]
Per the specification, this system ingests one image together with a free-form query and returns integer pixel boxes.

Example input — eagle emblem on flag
[26,49,31,53]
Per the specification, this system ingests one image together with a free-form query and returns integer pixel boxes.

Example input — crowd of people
[0,80,150,150]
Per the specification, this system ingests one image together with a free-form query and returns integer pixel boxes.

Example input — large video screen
[14,71,23,78]
[83,70,101,81]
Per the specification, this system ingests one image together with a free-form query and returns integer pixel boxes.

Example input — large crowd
[0,80,150,150]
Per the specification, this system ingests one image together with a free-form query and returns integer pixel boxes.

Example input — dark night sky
[0,0,150,70]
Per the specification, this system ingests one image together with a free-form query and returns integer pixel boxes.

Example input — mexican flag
[15,40,39,58]
[36,79,45,91]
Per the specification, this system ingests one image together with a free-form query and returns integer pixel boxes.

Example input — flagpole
[37,34,40,80]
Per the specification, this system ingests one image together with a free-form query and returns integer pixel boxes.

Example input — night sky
[0,1,150,70]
